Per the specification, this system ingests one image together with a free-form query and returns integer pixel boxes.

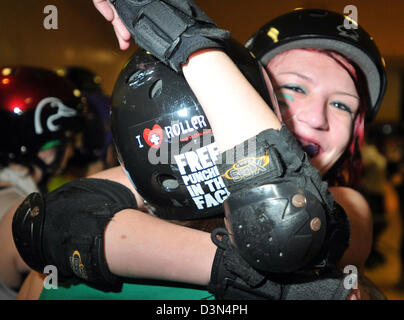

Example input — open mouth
[302,143,320,158]
[295,135,321,158]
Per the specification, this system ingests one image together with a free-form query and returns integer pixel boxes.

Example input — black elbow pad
[216,125,350,273]
[224,183,349,273]
[12,178,138,292]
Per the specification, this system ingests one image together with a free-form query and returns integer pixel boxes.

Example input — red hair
[316,49,367,188]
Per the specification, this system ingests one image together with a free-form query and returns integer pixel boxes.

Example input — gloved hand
[12,178,138,292]
[208,228,351,300]
[108,0,230,71]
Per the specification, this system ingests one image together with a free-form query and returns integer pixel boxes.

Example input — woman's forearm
[90,168,217,284]
[182,49,281,153]
[104,209,216,286]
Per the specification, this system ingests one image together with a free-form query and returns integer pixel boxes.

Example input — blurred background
[1,0,404,299]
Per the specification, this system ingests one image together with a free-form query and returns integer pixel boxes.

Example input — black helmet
[246,8,387,122]
[111,39,275,220]
[0,66,85,184]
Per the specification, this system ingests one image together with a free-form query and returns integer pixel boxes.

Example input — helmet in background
[0,66,85,184]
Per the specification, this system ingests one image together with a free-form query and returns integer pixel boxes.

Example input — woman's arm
[89,169,217,285]
[16,209,217,298]
[330,186,373,270]
[182,49,281,153]
[104,209,215,285]
[16,271,44,300]
[0,204,30,290]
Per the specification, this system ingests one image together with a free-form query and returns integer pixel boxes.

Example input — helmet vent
[127,70,142,85]
[158,174,179,191]
[150,79,163,99]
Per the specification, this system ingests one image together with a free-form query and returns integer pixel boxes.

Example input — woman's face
[267,49,360,175]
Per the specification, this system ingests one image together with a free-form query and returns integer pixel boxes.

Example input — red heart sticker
[143,124,163,149]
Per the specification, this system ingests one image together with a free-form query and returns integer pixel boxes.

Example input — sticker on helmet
[174,143,230,210]
[128,109,229,212]
[336,24,360,41]
[34,97,77,135]
[143,124,163,149]
[163,115,207,139]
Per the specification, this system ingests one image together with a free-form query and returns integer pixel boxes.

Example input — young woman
[16,3,386,299]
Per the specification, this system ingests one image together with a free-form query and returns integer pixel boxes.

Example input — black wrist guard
[216,125,350,273]
[208,228,281,300]
[12,178,138,292]
[110,0,230,72]
[208,228,351,300]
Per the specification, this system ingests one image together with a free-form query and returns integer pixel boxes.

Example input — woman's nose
[295,98,329,130]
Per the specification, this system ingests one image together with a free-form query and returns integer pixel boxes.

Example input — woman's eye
[331,101,353,116]
[280,84,307,94]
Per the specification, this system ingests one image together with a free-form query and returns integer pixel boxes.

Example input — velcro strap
[134,18,176,60]
[281,271,351,300]
[134,1,193,60]
[142,1,191,41]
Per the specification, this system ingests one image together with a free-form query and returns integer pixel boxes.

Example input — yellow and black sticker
[222,155,270,183]
[267,27,280,43]
[69,250,88,280]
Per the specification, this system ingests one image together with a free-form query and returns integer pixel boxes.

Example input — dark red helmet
[0,66,84,183]
[111,39,276,220]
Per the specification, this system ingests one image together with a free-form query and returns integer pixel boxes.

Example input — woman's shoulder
[329,186,373,269]
[329,186,371,218]
[328,186,372,235]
